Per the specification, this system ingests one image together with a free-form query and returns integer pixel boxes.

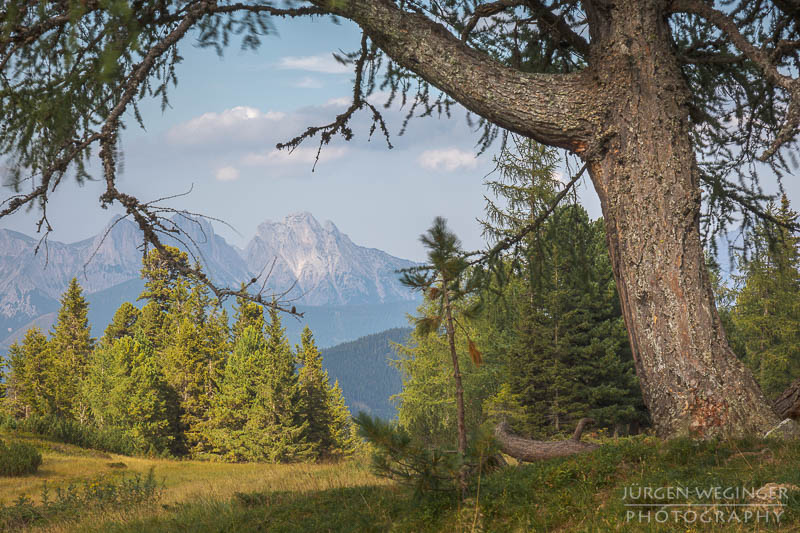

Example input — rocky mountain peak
[0,212,417,345]
[245,212,415,306]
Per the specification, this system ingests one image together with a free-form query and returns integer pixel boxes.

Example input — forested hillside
[322,328,411,420]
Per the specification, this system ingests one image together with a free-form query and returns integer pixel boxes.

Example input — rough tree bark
[311,0,785,438]
[495,418,599,461]
[581,1,780,438]
[774,378,800,420]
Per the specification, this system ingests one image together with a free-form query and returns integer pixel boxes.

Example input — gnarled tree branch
[308,0,601,152]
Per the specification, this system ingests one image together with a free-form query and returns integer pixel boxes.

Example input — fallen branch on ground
[494,418,600,462]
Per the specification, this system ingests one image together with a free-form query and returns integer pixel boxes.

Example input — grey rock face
[0,212,416,343]
[244,212,417,305]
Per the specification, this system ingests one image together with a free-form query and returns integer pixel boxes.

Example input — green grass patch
[74,435,800,533]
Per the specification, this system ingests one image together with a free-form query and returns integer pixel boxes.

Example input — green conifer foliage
[161,317,211,451]
[139,255,227,453]
[297,326,355,459]
[202,325,266,461]
[203,309,311,462]
[326,379,358,457]
[2,329,54,418]
[102,302,140,345]
[502,206,646,437]
[134,302,169,351]
[245,307,311,462]
[393,306,491,448]
[84,336,176,454]
[50,278,94,422]
[732,195,800,400]
[400,218,478,468]
[231,291,266,342]
[138,246,190,311]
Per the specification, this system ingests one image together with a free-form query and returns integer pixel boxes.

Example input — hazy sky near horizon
[1,15,797,264]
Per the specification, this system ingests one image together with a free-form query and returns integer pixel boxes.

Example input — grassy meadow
[3,427,800,532]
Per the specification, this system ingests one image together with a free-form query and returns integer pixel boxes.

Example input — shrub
[0,468,163,530]
[0,415,135,456]
[0,439,42,476]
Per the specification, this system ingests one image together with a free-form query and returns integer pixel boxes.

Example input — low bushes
[0,468,163,530]
[0,415,134,456]
[0,439,42,476]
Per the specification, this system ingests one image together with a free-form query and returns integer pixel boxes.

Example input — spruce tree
[296,326,355,459]
[134,301,169,351]
[50,278,94,422]
[102,302,140,345]
[242,306,310,462]
[161,317,210,451]
[202,325,266,461]
[2,329,54,418]
[138,253,227,454]
[326,379,358,457]
[503,206,645,437]
[85,335,177,454]
[732,195,800,400]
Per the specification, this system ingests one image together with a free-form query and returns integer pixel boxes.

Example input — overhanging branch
[308,0,600,151]
[671,0,800,160]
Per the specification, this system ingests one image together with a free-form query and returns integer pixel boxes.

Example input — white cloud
[278,54,349,74]
[418,148,478,172]
[324,97,351,107]
[242,147,348,167]
[167,106,285,145]
[294,77,324,89]
[215,166,240,182]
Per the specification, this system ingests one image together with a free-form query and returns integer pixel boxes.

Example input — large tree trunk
[314,0,782,438]
[587,0,779,438]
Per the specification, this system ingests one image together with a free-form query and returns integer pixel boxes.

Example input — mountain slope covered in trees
[321,328,411,421]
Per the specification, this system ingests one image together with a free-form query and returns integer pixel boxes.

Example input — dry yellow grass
[1,433,386,510]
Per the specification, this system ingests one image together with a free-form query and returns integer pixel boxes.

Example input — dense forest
[388,138,800,458]
[0,248,356,461]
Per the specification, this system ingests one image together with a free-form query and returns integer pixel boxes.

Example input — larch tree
[3,1,800,437]
[401,217,484,491]
[296,325,355,459]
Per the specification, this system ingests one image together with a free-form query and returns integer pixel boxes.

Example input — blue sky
[1,14,796,264]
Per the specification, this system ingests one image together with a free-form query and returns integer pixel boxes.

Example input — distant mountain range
[0,212,420,349]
